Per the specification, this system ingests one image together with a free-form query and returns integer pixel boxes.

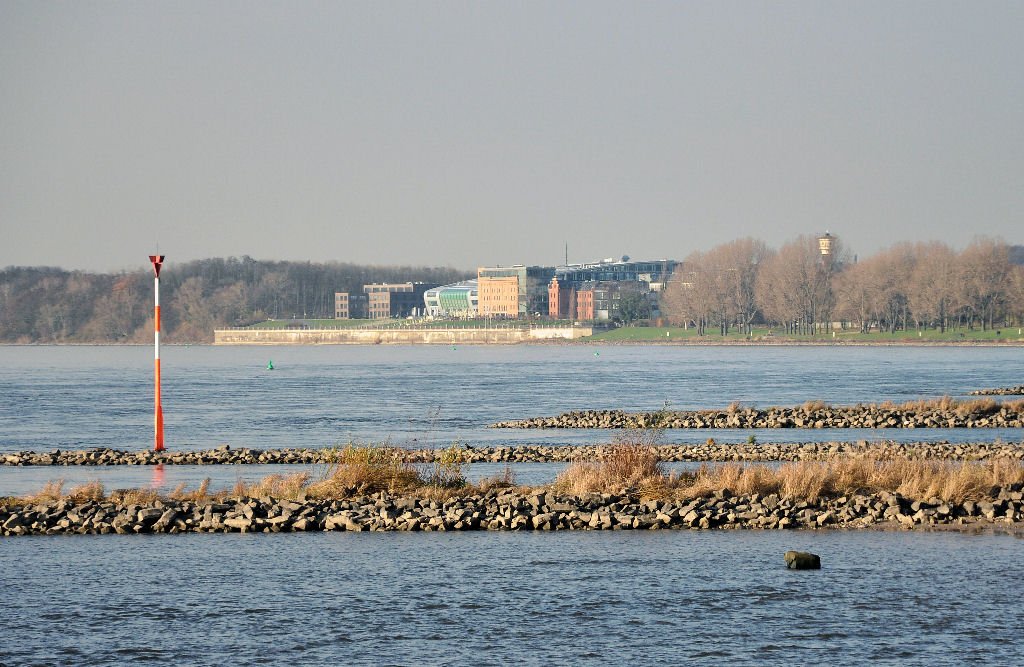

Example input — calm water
[2,530,1022,666]
[0,344,1021,454]
[2,345,1023,666]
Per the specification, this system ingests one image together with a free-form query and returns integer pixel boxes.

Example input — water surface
[1,530,1021,666]
[1,345,1020,453]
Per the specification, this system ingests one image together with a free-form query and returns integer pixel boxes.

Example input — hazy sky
[2,2,1021,273]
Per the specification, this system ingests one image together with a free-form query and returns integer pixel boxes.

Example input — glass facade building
[424,280,479,318]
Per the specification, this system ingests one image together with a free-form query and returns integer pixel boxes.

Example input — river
[1,344,1022,665]
[1,344,1021,454]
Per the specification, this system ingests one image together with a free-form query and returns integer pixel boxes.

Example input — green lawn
[589,325,1024,343]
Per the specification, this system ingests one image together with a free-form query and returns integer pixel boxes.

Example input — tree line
[0,257,470,343]
[660,237,1024,335]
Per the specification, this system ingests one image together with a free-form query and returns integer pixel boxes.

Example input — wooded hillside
[0,257,470,343]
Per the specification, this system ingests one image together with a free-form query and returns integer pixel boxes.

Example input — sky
[1,2,1021,273]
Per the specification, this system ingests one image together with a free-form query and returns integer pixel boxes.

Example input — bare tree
[660,255,714,335]
[834,259,881,333]
[723,238,770,335]
[958,237,1011,330]
[756,235,839,334]
[1009,264,1024,329]
[908,241,957,332]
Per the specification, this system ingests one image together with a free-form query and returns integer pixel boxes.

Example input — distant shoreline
[3,339,1024,347]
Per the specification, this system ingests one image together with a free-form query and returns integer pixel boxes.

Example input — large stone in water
[784,551,821,570]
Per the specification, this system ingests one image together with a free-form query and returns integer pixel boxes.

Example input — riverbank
[213,325,594,344]
[5,439,1024,466]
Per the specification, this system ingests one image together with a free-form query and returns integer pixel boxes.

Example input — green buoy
[267,360,274,370]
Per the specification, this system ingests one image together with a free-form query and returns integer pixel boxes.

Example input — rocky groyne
[4,440,1024,466]
[492,404,1024,430]
[970,386,1024,396]
[4,486,1024,537]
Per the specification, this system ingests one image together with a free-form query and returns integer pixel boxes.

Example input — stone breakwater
[492,405,1024,429]
[4,486,1024,537]
[970,386,1024,396]
[4,441,1024,466]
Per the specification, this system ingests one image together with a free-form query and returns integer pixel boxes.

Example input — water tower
[818,232,833,257]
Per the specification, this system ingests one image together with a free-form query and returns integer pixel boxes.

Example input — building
[548,277,574,320]
[363,282,438,319]
[477,265,556,318]
[575,283,595,320]
[334,292,368,319]
[548,257,676,321]
[424,280,479,318]
[477,270,519,318]
[572,281,647,321]
[553,257,676,289]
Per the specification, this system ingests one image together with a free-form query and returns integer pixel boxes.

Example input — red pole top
[149,255,165,277]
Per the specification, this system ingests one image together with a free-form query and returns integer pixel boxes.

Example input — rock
[224,517,253,530]
[784,551,821,570]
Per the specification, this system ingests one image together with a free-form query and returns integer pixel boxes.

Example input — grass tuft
[423,443,468,489]
[308,443,423,497]
[554,443,664,495]
[24,480,66,504]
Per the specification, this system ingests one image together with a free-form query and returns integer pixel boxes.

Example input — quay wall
[213,326,593,345]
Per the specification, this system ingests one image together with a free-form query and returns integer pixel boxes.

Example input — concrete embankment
[213,326,592,345]
[4,486,1024,537]
[4,441,1024,467]
[493,404,1024,429]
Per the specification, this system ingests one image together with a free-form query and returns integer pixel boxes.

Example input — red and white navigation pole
[150,255,165,451]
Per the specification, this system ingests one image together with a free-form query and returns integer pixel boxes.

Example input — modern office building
[553,257,676,288]
[363,282,438,319]
[477,265,556,318]
[334,292,368,319]
[423,280,479,318]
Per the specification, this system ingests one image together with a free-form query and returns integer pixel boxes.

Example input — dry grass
[473,465,517,493]
[845,396,1018,416]
[12,441,1024,508]
[67,480,105,502]
[760,396,1024,417]
[555,440,1024,503]
[23,480,67,504]
[168,478,213,502]
[423,443,468,489]
[235,473,311,500]
[10,443,479,506]
[19,479,110,505]
[109,487,161,505]
[667,456,1024,503]
[307,443,422,497]
[554,444,664,496]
